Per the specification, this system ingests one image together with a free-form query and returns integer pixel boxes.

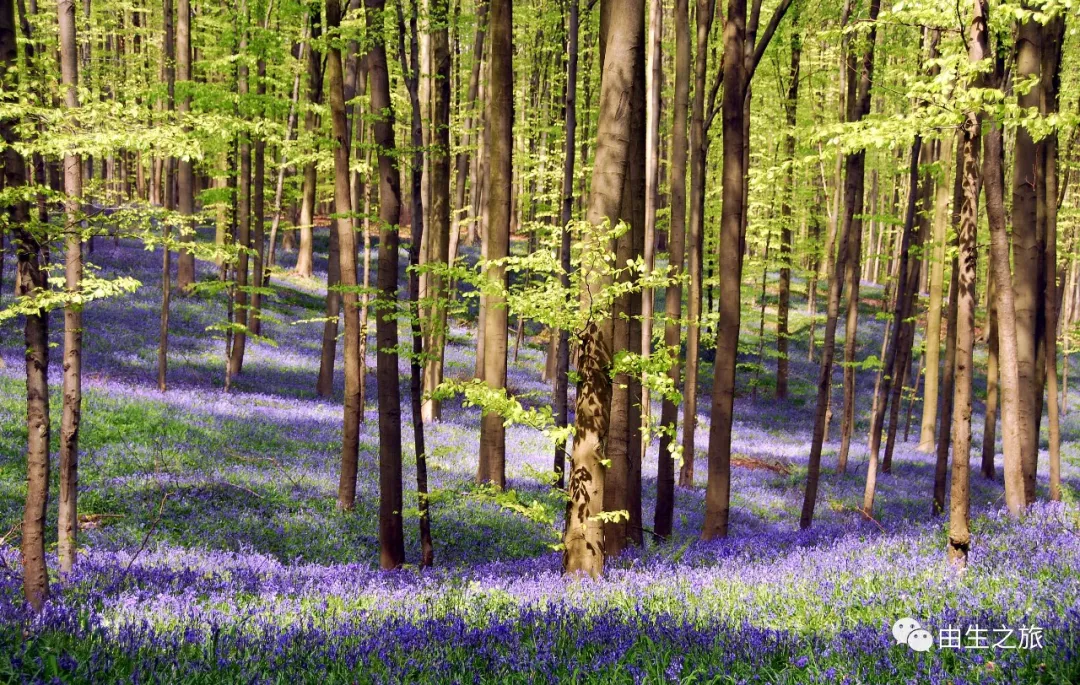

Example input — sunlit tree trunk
[981,255,998,479]
[1011,13,1042,505]
[297,1,323,279]
[456,1,487,246]
[933,136,964,515]
[476,0,512,489]
[948,26,985,561]
[982,41,1026,516]
[57,0,84,575]
[639,0,662,463]
[421,0,452,423]
[918,132,953,453]
[605,23,645,555]
[327,0,361,512]
[563,0,643,577]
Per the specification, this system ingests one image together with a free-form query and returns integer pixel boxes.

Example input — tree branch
[704,46,724,134]
[746,0,795,86]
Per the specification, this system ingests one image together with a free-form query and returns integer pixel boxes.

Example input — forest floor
[1,232,1079,683]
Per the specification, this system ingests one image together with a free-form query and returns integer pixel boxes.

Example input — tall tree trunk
[455,0,487,246]
[408,137,434,568]
[562,0,643,578]
[982,253,998,479]
[933,135,964,515]
[421,0,452,423]
[948,29,984,561]
[640,0,662,460]
[2,0,50,609]
[918,131,953,453]
[250,50,267,337]
[367,0,406,568]
[982,38,1026,516]
[158,0,176,390]
[836,16,879,472]
[604,22,646,556]
[934,260,959,514]
[296,1,323,279]
[801,0,880,522]
[57,0,83,576]
[1042,15,1064,502]
[654,0,688,537]
[679,0,714,487]
[701,0,792,538]
[860,137,921,516]
[266,28,308,280]
[776,14,800,401]
[476,0,512,489]
[328,0,361,512]
[175,0,195,289]
[230,5,251,378]
[1011,13,1042,506]
[700,0,739,540]
[553,0,579,490]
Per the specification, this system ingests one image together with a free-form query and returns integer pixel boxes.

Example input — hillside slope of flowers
[1,238,1078,684]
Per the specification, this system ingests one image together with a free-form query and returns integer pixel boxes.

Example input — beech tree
[2,0,51,609]
[563,0,643,578]
[476,0,511,489]
[57,0,84,575]
[366,0,406,568]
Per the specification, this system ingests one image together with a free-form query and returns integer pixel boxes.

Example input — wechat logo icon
[893,617,933,652]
